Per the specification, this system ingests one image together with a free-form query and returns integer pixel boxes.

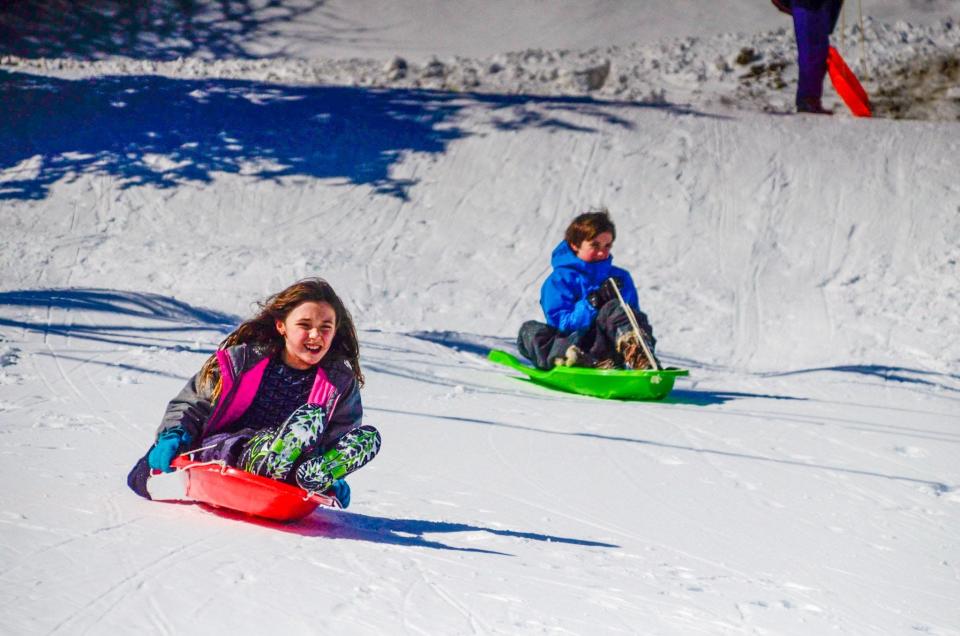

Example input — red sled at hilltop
[828,46,872,117]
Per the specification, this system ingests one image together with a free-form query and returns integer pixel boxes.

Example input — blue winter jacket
[540,241,640,334]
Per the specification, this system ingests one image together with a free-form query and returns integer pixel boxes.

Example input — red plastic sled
[827,46,872,117]
[171,455,340,522]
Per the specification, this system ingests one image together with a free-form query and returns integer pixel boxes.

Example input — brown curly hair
[564,208,617,248]
[199,278,364,397]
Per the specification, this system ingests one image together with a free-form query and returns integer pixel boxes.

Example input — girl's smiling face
[571,231,614,263]
[276,301,337,370]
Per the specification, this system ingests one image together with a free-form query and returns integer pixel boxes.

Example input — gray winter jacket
[159,343,363,451]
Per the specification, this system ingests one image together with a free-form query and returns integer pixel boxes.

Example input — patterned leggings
[195,404,381,493]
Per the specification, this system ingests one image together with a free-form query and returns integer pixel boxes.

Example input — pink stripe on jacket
[205,349,340,436]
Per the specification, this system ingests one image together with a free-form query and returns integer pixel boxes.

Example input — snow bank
[4,18,959,120]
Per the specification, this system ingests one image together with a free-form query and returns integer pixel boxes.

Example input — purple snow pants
[791,0,843,105]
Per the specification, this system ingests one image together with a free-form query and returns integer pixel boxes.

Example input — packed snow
[1,1,959,634]
[5,15,960,119]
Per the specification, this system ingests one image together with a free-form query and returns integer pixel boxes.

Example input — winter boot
[796,96,833,115]
[240,403,326,480]
[594,357,617,370]
[616,330,657,370]
[295,425,382,492]
[552,345,596,368]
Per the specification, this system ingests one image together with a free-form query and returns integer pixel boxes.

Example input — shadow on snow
[408,329,513,359]
[662,388,803,406]
[1,69,713,201]
[407,329,795,405]
[0,287,237,353]
[0,0,331,61]
[189,504,619,555]
[764,365,960,394]
[369,406,957,494]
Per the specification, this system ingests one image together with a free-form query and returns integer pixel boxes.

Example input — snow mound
[3,18,959,120]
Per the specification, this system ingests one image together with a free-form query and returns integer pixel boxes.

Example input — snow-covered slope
[3,0,957,61]
[6,16,960,119]
[4,76,958,371]
[1,2,959,634]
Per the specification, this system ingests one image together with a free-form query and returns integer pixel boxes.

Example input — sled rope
[181,443,219,456]
[178,458,229,473]
[840,3,845,53]
[840,0,869,80]
[173,445,229,472]
[610,279,661,371]
[858,0,868,80]
[303,489,343,508]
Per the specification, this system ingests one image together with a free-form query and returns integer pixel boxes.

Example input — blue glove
[328,478,351,508]
[148,428,191,473]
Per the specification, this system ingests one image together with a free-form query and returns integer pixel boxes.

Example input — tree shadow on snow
[0,69,714,201]
[196,505,620,555]
[0,0,333,61]
[0,287,238,353]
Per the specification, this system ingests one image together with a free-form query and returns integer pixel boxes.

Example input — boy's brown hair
[564,208,616,248]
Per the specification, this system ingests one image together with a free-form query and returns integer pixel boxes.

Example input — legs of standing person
[793,0,843,112]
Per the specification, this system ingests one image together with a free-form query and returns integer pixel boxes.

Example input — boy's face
[571,231,613,263]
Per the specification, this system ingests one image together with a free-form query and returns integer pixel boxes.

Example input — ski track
[414,558,488,634]
[1,312,959,633]
[47,539,200,634]
[3,33,960,630]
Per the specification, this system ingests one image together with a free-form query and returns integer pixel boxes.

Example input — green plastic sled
[488,349,689,400]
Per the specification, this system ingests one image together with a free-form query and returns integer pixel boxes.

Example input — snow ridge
[3,18,959,119]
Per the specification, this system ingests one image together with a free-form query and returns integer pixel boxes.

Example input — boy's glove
[587,276,624,308]
[328,478,351,508]
[148,428,191,473]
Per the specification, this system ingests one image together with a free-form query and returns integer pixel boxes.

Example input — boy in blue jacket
[517,210,657,370]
